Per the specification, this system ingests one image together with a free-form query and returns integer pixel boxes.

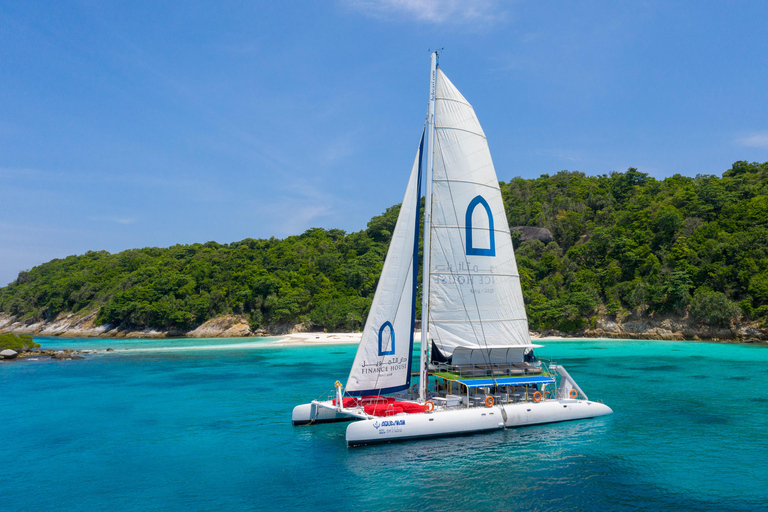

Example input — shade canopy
[456,376,555,389]
[451,345,544,365]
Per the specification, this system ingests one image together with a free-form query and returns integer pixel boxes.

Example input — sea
[2,336,767,511]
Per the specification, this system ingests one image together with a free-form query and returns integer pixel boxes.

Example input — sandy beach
[270,331,569,346]
[272,331,421,346]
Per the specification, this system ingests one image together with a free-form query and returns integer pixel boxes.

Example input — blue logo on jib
[377,321,395,356]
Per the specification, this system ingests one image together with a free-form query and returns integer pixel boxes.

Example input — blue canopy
[456,376,555,389]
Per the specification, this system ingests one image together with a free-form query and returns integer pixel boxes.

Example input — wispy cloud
[279,204,334,235]
[737,131,768,148]
[249,177,337,236]
[320,131,358,167]
[343,0,506,25]
[0,165,221,202]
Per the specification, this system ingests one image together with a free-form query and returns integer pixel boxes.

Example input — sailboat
[292,53,612,446]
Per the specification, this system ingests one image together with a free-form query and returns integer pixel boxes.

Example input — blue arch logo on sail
[378,321,395,356]
[465,195,495,256]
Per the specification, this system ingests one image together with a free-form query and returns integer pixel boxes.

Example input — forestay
[428,69,531,357]
[344,135,423,396]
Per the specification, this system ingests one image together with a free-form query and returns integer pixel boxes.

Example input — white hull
[345,399,612,446]
[291,402,357,426]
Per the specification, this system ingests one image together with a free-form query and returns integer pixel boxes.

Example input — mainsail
[427,69,531,357]
[344,134,423,395]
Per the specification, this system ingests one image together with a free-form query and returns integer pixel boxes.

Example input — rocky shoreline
[574,314,766,343]
[1,311,766,344]
[0,348,90,361]
[0,312,274,339]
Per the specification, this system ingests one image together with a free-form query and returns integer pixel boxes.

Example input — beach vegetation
[0,333,39,351]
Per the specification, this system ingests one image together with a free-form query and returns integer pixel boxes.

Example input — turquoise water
[2,337,767,511]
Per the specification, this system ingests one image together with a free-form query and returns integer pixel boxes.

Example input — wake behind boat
[292,52,612,446]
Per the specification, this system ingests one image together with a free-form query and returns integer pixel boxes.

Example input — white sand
[272,331,423,346]
[272,332,361,345]
[271,331,569,346]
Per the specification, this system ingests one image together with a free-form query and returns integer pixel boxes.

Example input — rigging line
[432,317,528,323]
[432,179,501,191]
[434,96,472,107]
[432,225,513,235]
[434,126,486,139]
[432,133,491,366]
[430,271,519,278]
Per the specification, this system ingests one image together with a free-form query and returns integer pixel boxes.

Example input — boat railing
[543,360,588,400]
[430,361,547,379]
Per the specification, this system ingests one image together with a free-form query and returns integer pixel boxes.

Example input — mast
[420,51,437,402]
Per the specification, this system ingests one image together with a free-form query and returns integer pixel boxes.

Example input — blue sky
[1,0,767,286]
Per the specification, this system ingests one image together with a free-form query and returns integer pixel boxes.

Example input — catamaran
[292,53,612,446]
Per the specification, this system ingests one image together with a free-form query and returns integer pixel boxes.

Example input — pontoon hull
[291,403,356,426]
[345,399,612,446]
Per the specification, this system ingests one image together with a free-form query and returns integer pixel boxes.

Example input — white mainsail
[427,69,531,357]
[345,135,423,395]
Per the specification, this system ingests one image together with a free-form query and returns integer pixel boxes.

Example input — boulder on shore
[0,349,18,360]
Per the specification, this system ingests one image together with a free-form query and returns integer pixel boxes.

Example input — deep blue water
[2,337,767,511]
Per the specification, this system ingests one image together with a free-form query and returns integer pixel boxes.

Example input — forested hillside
[1,161,766,334]
[504,161,768,331]
[0,222,394,332]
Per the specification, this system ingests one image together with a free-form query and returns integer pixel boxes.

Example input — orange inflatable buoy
[533,391,542,403]
[424,400,435,412]
[485,396,494,407]
[569,389,578,399]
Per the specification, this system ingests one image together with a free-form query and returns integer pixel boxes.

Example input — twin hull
[294,400,613,446]
[291,402,356,426]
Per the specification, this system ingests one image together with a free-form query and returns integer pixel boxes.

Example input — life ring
[424,400,435,412]
[485,396,494,407]
[533,391,542,403]
[569,389,578,399]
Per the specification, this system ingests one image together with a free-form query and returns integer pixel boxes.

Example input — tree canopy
[0,333,39,351]
[503,161,768,331]
[2,161,766,333]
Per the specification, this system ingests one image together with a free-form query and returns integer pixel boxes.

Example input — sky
[1,0,767,286]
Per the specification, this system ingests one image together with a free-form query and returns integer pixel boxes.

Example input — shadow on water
[678,411,729,425]
[597,373,633,379]
[628,364,680,371]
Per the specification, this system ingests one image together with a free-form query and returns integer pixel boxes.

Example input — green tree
[690,287,741,327]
